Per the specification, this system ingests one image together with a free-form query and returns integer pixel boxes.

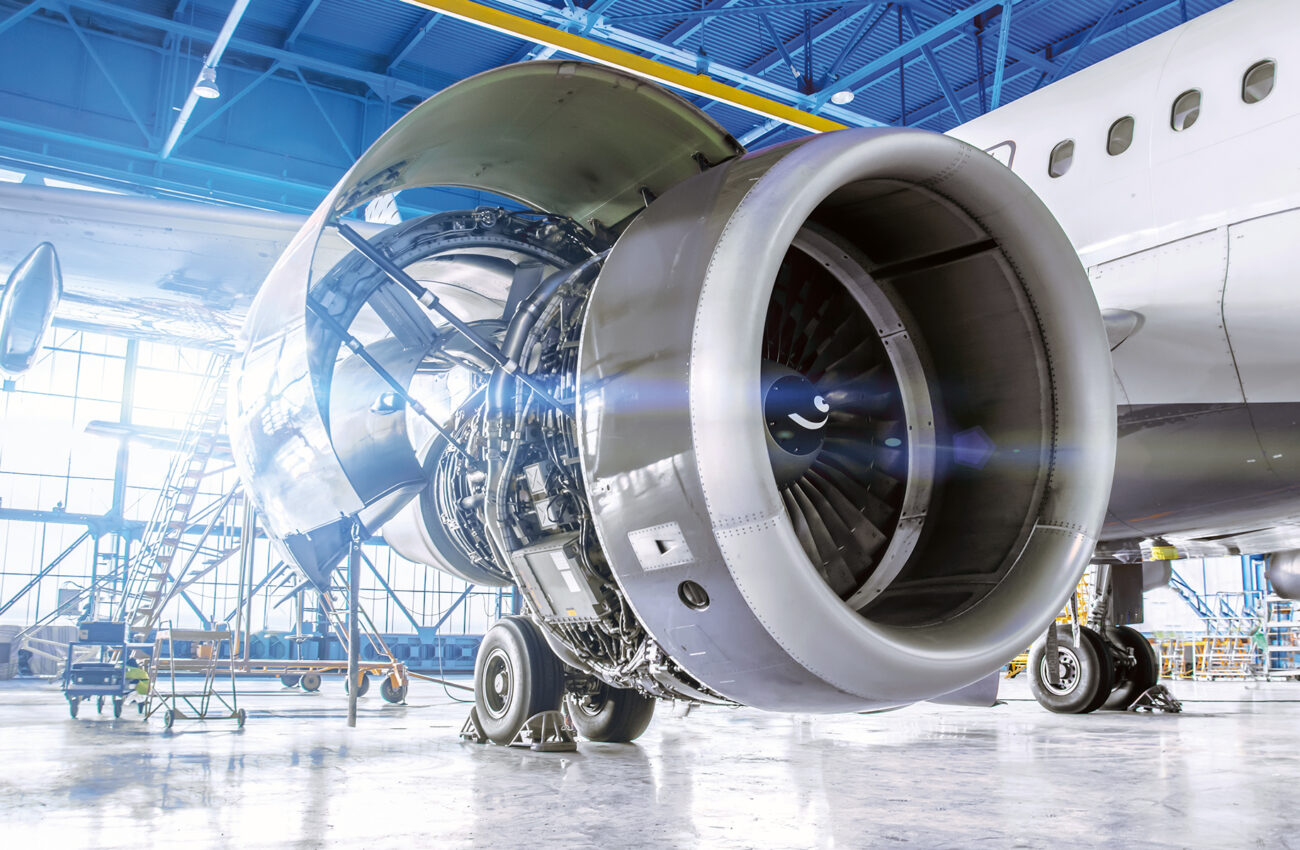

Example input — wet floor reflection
[3,678,1300,847]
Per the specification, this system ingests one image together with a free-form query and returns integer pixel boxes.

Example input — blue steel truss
[0,0,1234,212]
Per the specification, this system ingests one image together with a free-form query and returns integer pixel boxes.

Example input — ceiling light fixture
[194,67,220,100]
[830,90,855,105]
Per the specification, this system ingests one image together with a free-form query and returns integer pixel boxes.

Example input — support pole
[240,498,256,663]
[346,519,361,728]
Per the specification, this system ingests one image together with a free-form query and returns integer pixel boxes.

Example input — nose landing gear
[1029,563,1178,714]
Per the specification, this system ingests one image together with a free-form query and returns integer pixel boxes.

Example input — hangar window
[1242,60,1276,103]
[1047,139,1074,178]
[1171,89,1201,131]
[1106,116,1135,156]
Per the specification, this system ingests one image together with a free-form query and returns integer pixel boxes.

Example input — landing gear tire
[567,684,656,743]
[380,677,407,704]
[299,673,322,692]
[344,673,370,697]
[474,616,564,746]
[280,674,301,688]
[1029,624,1114,714]
[1102,626,1160,710]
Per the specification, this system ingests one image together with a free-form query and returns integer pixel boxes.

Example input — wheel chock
[459,705,488,744]
[1128,684,1183,713]
[509,710,578,752]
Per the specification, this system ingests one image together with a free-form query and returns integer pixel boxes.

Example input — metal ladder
[118,353,232,638]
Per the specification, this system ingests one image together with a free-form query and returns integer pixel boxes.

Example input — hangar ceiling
[0,0,1233,212]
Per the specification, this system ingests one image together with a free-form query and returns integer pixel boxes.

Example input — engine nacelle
[578,128,1114,711]
[231,61,1114,713]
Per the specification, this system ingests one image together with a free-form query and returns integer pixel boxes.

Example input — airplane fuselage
[951,0,1300,560]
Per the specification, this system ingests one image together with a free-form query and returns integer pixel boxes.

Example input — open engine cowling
[231,60,1115,714]
[578,129,1115,711]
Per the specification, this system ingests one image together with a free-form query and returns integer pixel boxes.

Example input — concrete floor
[2,676,1298,848]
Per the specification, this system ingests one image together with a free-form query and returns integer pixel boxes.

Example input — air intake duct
[577,128,1115,712]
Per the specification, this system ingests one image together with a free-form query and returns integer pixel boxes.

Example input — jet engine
[230,62,1115,738]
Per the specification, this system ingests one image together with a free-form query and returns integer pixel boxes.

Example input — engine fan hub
[761,363,828,486]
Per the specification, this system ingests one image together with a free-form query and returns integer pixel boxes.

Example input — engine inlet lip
[687,128,1111,705]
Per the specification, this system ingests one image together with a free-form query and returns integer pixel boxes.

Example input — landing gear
[566,683,656,742]
[472,616,564,745]
[1029,624,1113,714]
[1030,562,1176,714]
[1103,625,1161,710]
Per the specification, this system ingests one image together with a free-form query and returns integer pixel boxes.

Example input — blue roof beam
[58,7,155,146]
[385,12,442,73]
[510,0,623,63]
[900,6,966,123]
[904,0,1187,127]
[725,3,894,143]
[809,0,1011,111]
[800,0,1063,119]
[0,0,47,39]
[173,62,282,155]
[284,0,325,50]
[989,0,1015,109]
[291,68,357,164]
[608,1,880,25]
[815,2,892,92]
[63,0,439,102]
[1035,0,1125,89]
[759,14,807,90]
[485,0,874,126]
[655,0,748,76]
[738,117,784,146]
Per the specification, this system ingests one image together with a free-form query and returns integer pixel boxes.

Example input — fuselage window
[1048,139,1074,178]
[1171,89,1201,131]
[1107,116,1135,156]
[1242,60,1276,103]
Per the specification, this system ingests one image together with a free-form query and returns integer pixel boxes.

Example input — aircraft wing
[0,182,309,349]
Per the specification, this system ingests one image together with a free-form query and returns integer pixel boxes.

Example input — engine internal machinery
[230,62,1115,733]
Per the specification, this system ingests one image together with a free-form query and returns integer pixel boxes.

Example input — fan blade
[788,483,857,595]
[810,461,894,536]
[803,469,886,566]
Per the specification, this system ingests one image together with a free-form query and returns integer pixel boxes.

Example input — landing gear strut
[469,616,565,746]
[1029,563,1179,714]
[463,615,659,748]
[1029,624,1113,714]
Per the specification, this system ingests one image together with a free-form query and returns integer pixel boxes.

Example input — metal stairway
[118,354,233,639]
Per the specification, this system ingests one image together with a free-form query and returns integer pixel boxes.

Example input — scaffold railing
[118,352,232,637]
